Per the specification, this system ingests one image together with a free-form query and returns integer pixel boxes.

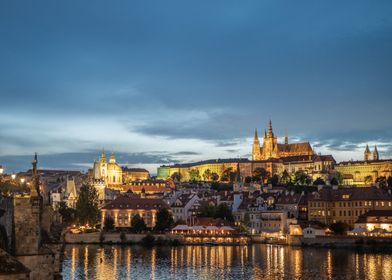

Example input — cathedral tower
[262,120,279,159]
[373,145,379,161]
[364,144,372,161]
[252,129,261,160]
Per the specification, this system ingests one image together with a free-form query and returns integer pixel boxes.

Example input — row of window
[311,209,367,217]
[309,201,392,208]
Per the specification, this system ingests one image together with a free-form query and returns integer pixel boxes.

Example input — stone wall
[65,232,182,244]
[17,252,55,280]
[0,196,14,252]
[13,197,40,255]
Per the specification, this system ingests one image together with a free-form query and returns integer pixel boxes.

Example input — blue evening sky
[0,1,392,173]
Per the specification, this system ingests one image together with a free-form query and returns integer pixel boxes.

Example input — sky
[0,0,392,174]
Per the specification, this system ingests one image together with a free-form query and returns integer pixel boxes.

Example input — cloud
[0,151,180,173]
[171,151,201,156]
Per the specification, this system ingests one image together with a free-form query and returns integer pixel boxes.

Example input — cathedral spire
[267,119,274,138]
[254,128,259,141]
[373,145,379,161]
[285,129,288,145]
[364,144,371,161]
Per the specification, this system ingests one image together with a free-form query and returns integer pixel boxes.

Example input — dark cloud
[171,151,201,156]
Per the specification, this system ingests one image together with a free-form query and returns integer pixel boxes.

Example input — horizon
[1,1,392,173]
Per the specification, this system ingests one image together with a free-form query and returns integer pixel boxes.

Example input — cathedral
[252,120,314,160]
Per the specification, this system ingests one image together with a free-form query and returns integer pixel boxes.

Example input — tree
[58,201,75,225]
[211,173,219,182]
[189,169,201,182]
[214,203,234,222]
[171,172,182,182]
[197,204,216,218]
[280,170,292,186]
[364,175,373,185]
[103,215,115,231]
[268,174,280,186]
[329,222,350,235]
[75,184,100,226]
[293,171,311,186]
[141,233,155,247]
[376,176,387,189]
[388,176,392,188]
[154,208,174,232]
[131,214,147,233]
[330,177,339,186]
[252,168,270,183]
[221,167,236,182]
[202,169,212,181]
[313,177,326,186]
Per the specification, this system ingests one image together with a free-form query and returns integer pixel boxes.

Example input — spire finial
[267,119,273,138]
[254,128,259,141]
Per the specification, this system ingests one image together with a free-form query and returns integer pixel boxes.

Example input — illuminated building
[101,194,169,229]
[252,120,314,160]
[122,167,150,183]
[308,186,392,227]
[350,210,392,236]
[336,145,392,185]
[122,180,172,195]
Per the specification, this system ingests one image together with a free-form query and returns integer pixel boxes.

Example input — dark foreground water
[62,244,392,280]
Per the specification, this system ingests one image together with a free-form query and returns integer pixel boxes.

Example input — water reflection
[62,244,392,280]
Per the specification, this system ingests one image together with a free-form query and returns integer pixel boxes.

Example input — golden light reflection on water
[64,244,392,280]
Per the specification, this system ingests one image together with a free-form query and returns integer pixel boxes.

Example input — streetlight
[11,174,16,180]
[0,166,4,175]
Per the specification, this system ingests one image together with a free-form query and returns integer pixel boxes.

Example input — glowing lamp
[11,174,16,180]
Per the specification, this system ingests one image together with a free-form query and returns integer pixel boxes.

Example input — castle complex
[336,145,392,186]
[158,120,335,182]
[252,120,314,160]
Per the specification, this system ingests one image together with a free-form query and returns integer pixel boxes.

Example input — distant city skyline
[1,1,392,172]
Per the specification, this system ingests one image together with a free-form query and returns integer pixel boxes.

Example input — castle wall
[0,196,14,252]
[13,197,40,255]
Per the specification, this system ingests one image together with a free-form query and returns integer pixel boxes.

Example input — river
[61,244,392,280]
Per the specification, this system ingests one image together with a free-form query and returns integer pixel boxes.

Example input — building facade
[336,145,392,186]
[101,194,169,228]
[308,186,392,227]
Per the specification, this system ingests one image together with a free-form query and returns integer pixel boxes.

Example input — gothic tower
[373,145,379,161]
[252,129,261,160]
[284,129,288,145]
[262,120,279,159]
[364,144,372,161]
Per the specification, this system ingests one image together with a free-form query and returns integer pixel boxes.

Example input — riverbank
[63,232,392,250]
[64,232,183,245]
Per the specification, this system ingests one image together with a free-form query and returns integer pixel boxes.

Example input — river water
[61,244,392,280]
